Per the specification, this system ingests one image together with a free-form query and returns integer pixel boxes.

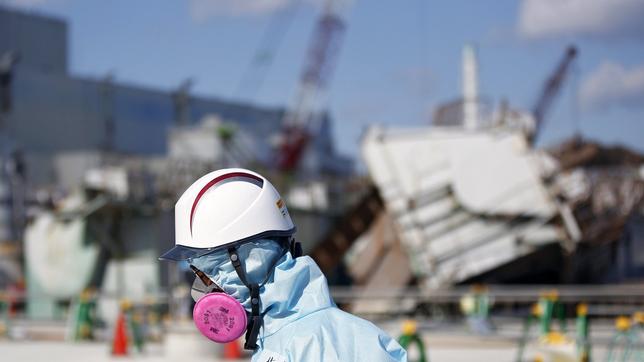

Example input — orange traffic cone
[223,339,242,359]
[112,312,129,356]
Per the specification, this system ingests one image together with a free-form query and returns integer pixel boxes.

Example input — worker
[160,168,407,361]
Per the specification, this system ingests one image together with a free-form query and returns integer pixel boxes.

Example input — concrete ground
[0,339,527,362]
[0,340,518,362]
[0,334,617,362]
[0,318,635,362]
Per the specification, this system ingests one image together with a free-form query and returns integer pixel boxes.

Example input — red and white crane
[275,1,347,171]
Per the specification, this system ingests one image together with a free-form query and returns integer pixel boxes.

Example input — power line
[234,0,304,101]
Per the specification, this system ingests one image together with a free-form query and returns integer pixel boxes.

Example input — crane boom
[530,45,577,144]
[277,2,346,171]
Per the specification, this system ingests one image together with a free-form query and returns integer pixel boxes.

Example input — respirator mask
[190,264,248,344]
[188,238,302,349]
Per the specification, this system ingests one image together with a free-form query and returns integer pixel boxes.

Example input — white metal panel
[362,125,562,286]
[433,235,518,286]
[449,132,555,216]
[404,197,458,226]
[429,219,509,261]
[431,219,556,285]
[420,210,471,241]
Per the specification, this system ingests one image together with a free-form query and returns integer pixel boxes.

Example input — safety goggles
[189,265,225,302]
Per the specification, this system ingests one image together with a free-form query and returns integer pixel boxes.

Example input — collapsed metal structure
[361,128,643,287]
[349,45,644,291]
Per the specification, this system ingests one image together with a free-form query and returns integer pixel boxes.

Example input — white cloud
[518,0,644,40]
[580,61,644,111]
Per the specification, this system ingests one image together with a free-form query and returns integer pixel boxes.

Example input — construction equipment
[275,0,347,171]
[530,46,577,145]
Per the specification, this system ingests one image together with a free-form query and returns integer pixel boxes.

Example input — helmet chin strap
[227,238,301,350]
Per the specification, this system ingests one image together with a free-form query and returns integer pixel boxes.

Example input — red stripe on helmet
[189,172,263,235]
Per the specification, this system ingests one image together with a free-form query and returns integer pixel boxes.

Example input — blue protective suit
[190,240,407,362]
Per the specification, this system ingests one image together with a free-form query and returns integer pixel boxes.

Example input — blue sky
[3,0,644,158]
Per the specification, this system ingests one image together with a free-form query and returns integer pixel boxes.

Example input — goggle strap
[227,247,251,287]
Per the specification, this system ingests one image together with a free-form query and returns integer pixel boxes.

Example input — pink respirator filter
[193,292,248,343]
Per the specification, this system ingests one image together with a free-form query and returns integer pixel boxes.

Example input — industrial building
[0,7,351,186]
[0,6,352,319]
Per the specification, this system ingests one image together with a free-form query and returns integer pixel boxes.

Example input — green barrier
[516,294,591,362]
[144,298,163,342]
[398,320,428,362]
[537,290,564,335]
[0,293,9,338]
[576,304,591,362]
[515,303,539,362]
[606,315,644,362]
[71,289,97,341]
[461,285,494,335]
[129,309,145,353]
[121,299,145,353]
[605,316,634,362]
[633,313,644,362]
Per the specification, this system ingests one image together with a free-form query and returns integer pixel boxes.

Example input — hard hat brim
[158,244,216,261]
[158,227,296,261]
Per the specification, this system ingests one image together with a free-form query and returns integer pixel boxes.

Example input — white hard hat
[159,168,295,261]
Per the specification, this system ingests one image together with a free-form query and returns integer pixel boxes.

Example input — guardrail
[330,285,644,302]
[330,285,644,318]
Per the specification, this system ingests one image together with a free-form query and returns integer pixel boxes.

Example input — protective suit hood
[190,241,406,361]
[259,254,334,337]
[190,242,334,336]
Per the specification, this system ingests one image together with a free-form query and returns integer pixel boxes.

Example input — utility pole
[0,51,20,129]
[100,73,116,156]
[173,79,193,127]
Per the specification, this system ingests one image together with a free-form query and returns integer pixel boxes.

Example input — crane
[530,45,578,144]
[275,1,346,172]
